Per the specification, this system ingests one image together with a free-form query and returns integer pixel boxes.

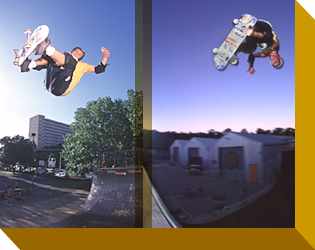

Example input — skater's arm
[85,47,111,74]
[81,61,108,74]
[248,54,256,67]
[250,31,265,39]
[270,33,280,51]
[247,54,256,74]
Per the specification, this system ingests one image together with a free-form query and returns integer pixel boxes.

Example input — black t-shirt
[239,20,274,54]
[238,20,275,67]
[252,20,274,46]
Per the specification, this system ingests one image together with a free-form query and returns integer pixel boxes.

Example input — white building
[214,132,294,184]
[170,139,189,166]
[29,115,71,150]
[170,137,219,170]
[185,137,218,170]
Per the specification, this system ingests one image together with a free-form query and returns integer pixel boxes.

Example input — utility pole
[59,151,62,170]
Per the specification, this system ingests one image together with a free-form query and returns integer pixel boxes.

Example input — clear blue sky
[153,0,295,133]
[0,0,134,138]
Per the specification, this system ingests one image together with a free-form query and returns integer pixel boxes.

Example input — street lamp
[31,133,36,149]
[30,133,37,180]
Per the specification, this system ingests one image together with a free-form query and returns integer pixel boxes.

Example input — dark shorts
[45,52,77,96]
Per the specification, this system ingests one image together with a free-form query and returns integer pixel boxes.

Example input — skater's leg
[20,56,49,72]
[48,71,72,96]
[34,57,49,67]
[45,46,66,66]
[46,53,78,96]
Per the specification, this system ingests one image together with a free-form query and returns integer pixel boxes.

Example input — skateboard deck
[213,14,257,71]
[13,25,49,66]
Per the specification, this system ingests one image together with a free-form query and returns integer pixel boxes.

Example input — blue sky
[0,0,134,138]
[153,0,295,133]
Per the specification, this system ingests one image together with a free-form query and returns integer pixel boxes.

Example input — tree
[62,91,141,176]
[125,90,143,166]
[0,135,34,167]
[256,128,271,134]
[125,90,143,138]
[223,128,232,134]
[240,129,248,134]
[272,127,285,136]
[283,127,295,136]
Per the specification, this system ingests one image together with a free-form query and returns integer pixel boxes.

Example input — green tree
[0,135,34,167]
[256,128,271,134]
[283,127,295,136]
[125,90,143,138]
[63,92,141,176]
[125,90,143,166]
[223,128,232,134]
[240,129,248,134]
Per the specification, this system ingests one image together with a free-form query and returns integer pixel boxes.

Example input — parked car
[13,163,23,172]
[46,167,55,174]
[54,169,67,178]
[22,166,33,173]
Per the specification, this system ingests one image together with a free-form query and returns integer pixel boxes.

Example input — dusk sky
[0,0,134,138]
[153,0,294,133]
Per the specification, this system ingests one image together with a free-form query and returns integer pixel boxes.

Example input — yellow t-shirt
[62,61,95,96]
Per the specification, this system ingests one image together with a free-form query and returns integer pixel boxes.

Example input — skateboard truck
[24,29,32,48]
[13,49,21,65]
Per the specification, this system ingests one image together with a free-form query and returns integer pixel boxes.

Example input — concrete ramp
[83,168,180,228]
[82,169,142,226]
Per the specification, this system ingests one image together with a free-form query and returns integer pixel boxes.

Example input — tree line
[0,89,294,176]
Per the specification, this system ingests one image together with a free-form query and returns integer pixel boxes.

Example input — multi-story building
[29,115,71,150]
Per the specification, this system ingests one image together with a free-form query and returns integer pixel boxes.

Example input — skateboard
[13,25,49,66]
[213,14,257,71]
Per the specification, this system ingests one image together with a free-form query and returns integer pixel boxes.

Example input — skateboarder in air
[235,19,283,74]
[17,30,110,96]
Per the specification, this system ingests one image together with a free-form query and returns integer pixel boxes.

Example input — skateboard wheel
[233,18,239,25]
[229,57,239,65]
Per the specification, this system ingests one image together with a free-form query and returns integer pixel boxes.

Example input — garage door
[173,147,179,162]
[219,147,244,171]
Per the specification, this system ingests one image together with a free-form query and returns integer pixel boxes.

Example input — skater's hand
[246,27,254,36]
[101,47,110,65]
[248,66,255,75]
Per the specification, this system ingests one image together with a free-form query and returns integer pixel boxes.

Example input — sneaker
[20,58,31,72]
[35,38,51,55]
